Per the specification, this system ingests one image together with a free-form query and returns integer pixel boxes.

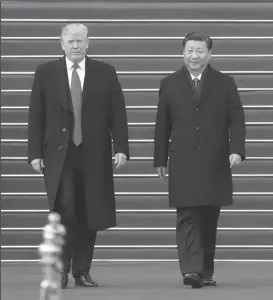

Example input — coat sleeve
[109,66,130,159]
[27,65,45,163]
[153,79,172,167]
[228,77,246,160]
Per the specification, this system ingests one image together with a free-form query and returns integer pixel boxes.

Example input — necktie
[193,78,200,90]
[71,64,82,146]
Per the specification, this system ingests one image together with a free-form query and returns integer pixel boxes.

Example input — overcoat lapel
[50,57,73,112]
[197,64,215,106]
[82,57,100,105]
[174,67,196,105]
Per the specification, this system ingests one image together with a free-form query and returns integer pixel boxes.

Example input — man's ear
[60,40,65,52]
[86,38,90,49]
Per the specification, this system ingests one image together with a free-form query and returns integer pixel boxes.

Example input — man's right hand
[31,158,44,174]
[156,167,167,180]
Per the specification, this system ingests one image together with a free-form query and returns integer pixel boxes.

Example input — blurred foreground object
[38,212,66,300]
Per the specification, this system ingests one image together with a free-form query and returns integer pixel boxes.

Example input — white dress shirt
[65,57,86,90]
[189,72,202,82]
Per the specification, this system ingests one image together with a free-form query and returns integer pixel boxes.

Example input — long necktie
[193,78,200,90]
[71,64,82,146]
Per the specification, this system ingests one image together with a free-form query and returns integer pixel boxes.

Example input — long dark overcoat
[28,57,129,230]
[154,65,246,207]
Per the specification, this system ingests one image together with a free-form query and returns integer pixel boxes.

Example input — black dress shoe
[75,273,98,287]
[203,278,217,286]
[61,272,68,289]
[183,272,204,289]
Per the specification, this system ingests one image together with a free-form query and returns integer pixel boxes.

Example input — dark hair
[182,32,213,51]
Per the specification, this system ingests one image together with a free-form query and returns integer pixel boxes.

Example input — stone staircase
[1,0,273,262]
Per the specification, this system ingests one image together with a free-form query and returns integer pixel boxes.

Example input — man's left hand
[229,153,242,168]
[115,153,127,169]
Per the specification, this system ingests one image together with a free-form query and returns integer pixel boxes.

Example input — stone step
[3,57,273,72]
[2,74,272,90]
[3,141,273,158]
[2,108,273,124]
[2,124,273,140]
[2,160,273,175]
[2,91,273,107]
[2,195,273,210]
[2,177,273,193]
[2,230,273,246]
[2,40,272,56]
[2,0,272,263]
[129,125,273,140]
[2,248,273,261]
[2,212,273,228]
[3,22,273,37]
[3,1,273,19]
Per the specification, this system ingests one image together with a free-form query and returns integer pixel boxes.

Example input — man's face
[183,40,211,73]
[61,27,89,63]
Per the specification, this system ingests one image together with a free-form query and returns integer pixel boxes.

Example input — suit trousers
[54,141,97,277]
[176,206,220,278]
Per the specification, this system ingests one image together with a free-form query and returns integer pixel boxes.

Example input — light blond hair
[60,23,88,42]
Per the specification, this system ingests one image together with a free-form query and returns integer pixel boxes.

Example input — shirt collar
[187,65,209,81]
[189,72,202,81]
[65,56,86,71]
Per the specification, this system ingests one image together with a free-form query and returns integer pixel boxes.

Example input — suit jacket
[153,64,246,207]
[28,56,129,229]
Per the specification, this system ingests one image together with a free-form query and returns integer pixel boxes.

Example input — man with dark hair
[28,23,129,289]
[182,32,213,50]
[154,32,246,288]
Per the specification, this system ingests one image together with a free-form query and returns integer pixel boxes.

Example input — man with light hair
[60,23,88,42]
[28,23,129,289]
